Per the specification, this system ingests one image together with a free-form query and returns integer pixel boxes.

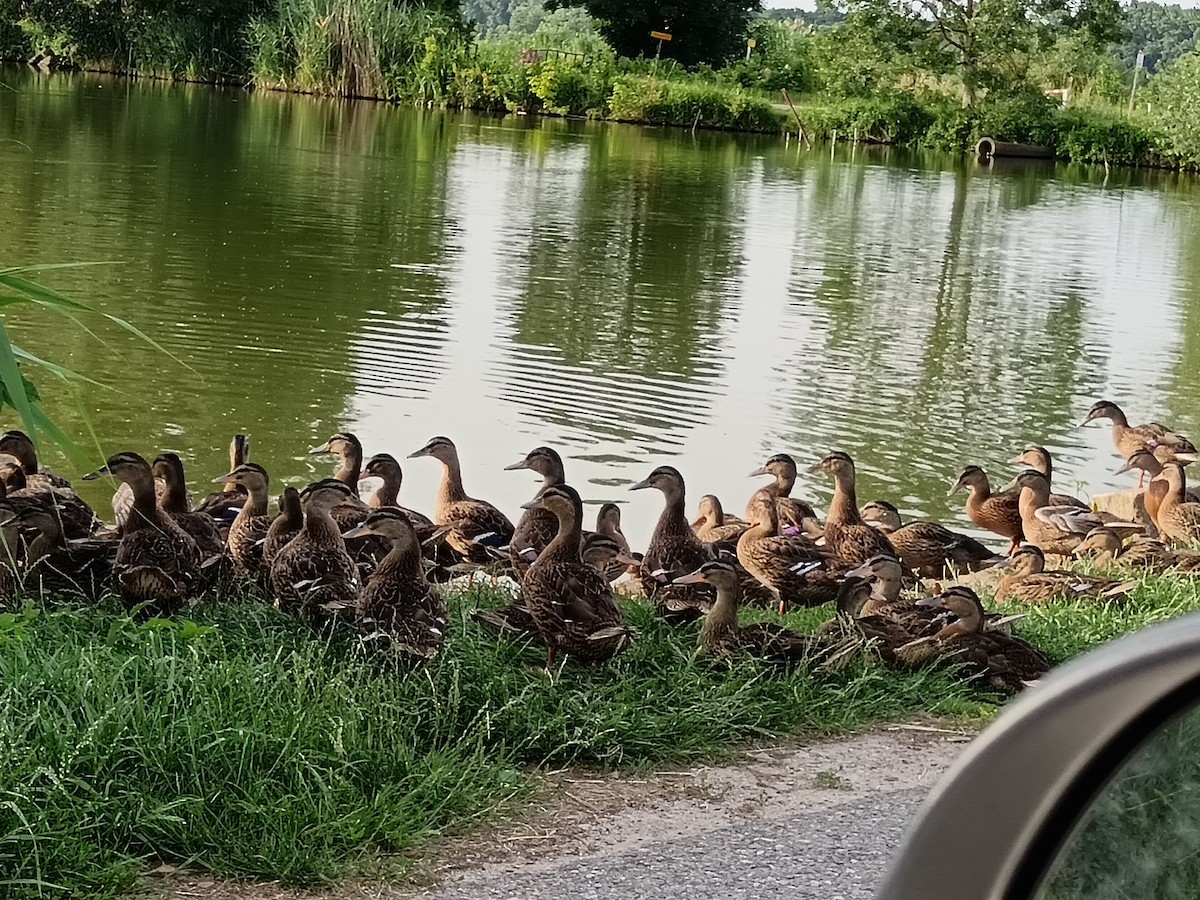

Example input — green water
[2,67,1199,547]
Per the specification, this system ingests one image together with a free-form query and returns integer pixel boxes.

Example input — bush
[608,75,785,132]
[922,89,1059,151]
[1054,110,1156,166]
[800,95,938,144]
[1145,49,1200,166]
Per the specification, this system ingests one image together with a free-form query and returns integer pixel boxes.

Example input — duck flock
[2,399,1199,695]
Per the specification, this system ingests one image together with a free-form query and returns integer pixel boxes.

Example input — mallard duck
[1114,450,1200,531]
[0,429,73,491]
[692,494,750,545]
[505,446,567,575]
[736,491,834,614]
[860,500,1005,577]
[581,532,640,580]
[269,479,360,624]
[1011,470,1127,556]
[8,504,116,600]
[808,452,896,566]
[629,465,719,620]
[409,436,514,564]
[1071,527,1197,573]
[819,576,932,668]
[361,453,433,523]
[949,465,1023,553]
[519,484,634,669]
[0,466,98,547]
[83,452,201,614]
[674,561,817,663]
[911,587,1050,693]
[342,508,447,661]
[748,453,819,532]
[211,463,272,576]
[1156,462,1200,546]
[1008,447,1087,509]
[996,544,1136,604]
[263,487,302,567]
[195,434,251,526]
[151,453,224,559]
[1081,400,1197,477]
[310,432,378,543]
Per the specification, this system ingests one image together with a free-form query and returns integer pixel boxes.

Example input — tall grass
[4,575,1199,897]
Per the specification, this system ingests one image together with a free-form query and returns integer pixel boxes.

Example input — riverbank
[5,575,1200,898]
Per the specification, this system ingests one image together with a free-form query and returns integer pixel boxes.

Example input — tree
[844,0,1123,103]
[1118,1,1200,73]
[550,0,763,66]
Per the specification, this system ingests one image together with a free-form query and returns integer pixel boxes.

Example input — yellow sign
[747,38,757,48]
[650,30,673,41]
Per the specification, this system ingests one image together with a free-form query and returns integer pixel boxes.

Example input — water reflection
[2,66,1199,547]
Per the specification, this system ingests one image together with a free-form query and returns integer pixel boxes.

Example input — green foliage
[717,18,816,94]
[1028,30,1129,104]
[608,74,784,131]
[551,0,763,67]
[1144,49,1200,167]
[0,0,28,59]
[1116,0,1200,73]
[800,95,939,144]
[1054,108,1155,166]
[922,88,1060,150]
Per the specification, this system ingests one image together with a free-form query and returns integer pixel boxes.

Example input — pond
[2,66,1199,546]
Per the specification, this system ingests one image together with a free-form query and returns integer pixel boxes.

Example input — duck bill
[805,462,824,474]
[947,477,966,496]
[342,524,374,540]
[628,477,653,491]
[747,466,767,477]
[211,471,238,485]
[81,464,110,481]
[844,560,875,579]
[308,441,333,455]
[915,596,945,608]
[520,496,545,510]
[1113,460,1138,476]
[615,551,640,567]
[504,459,531,471]
[672,569,708,586]
[1007,455,1027,465]
[998,475,1020,492]
[408,447,431,460]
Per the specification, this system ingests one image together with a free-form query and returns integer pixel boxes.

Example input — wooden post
[780,89,811,148]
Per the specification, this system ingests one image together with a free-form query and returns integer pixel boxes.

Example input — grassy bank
[3,575,1200,897]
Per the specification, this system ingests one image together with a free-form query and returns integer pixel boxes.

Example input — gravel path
[418,728,970,900]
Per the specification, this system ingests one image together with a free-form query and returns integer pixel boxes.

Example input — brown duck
[949,465,1023,553]
[1012,470,1123,556]
[1157,463,1200,546]
[263,486,303,567]
[152,453,225,559]
[736,490,834,613]
[995,544,1136,604]
[674,561,817,663]
[912,587,1050,694]
[83,452,201,614]
[1114,450,1200,531]
[520,484,634,669]
[808,452,896,566]
[9,504,116,601]
[1082,400,1197,478]
[269,479,360,624]
[1072,527,1200,574]
[212,462,272,576]
[361,453,434,525]
[692,494,750,545]
[195,434,251,526]
[409,436,514,564]
[343,508,448,661]
[1008,446,1087,509]
[860,500,1005,577]
[505,446,567,575]
[748,453,819,532]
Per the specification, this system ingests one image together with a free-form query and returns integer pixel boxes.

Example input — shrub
[1053,110,1156,166]
[608,75,785,132]
[1145,49,1200,167]
[800,95,938,144]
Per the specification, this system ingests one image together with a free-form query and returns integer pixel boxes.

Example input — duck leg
[545,645,557,672]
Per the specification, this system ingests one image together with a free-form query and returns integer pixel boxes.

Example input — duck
[505,446,567,575]
[263,486,303,568]
[0,429,73,492]
[594,502,637,582]
[949,465,1023,553]
[995,544,1137,604]
[1012,470,1128,556]
[1156,463,1200,546]
[151,453,225,559]
[1081,400,1197,478]
[911,587,1051,693]
[1072,527,1200,574]
[309,432,377,544]
[342,508,448,661]
[211,462,272,576]
[519,483,635,669]
[748,453,819,532]
[1007,446,1087,509]
[674,561,817,663]
[1113,450,1200,532]
[736,490,835,613]
[361,453,434,526]
[195,434,252,526]
[629,465,719,620]
[408,436,515,564]
[269,479,360,624]
[808,452,896,566]
[859,500,1005,577]
[0,466,98,545]
[83,452,201,614]
[8,504,116,600]
[692,494,750,545]
[819,576,932,668]
[581,532,640,580]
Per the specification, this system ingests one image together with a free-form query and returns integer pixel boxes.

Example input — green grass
[2,575,1199,897]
